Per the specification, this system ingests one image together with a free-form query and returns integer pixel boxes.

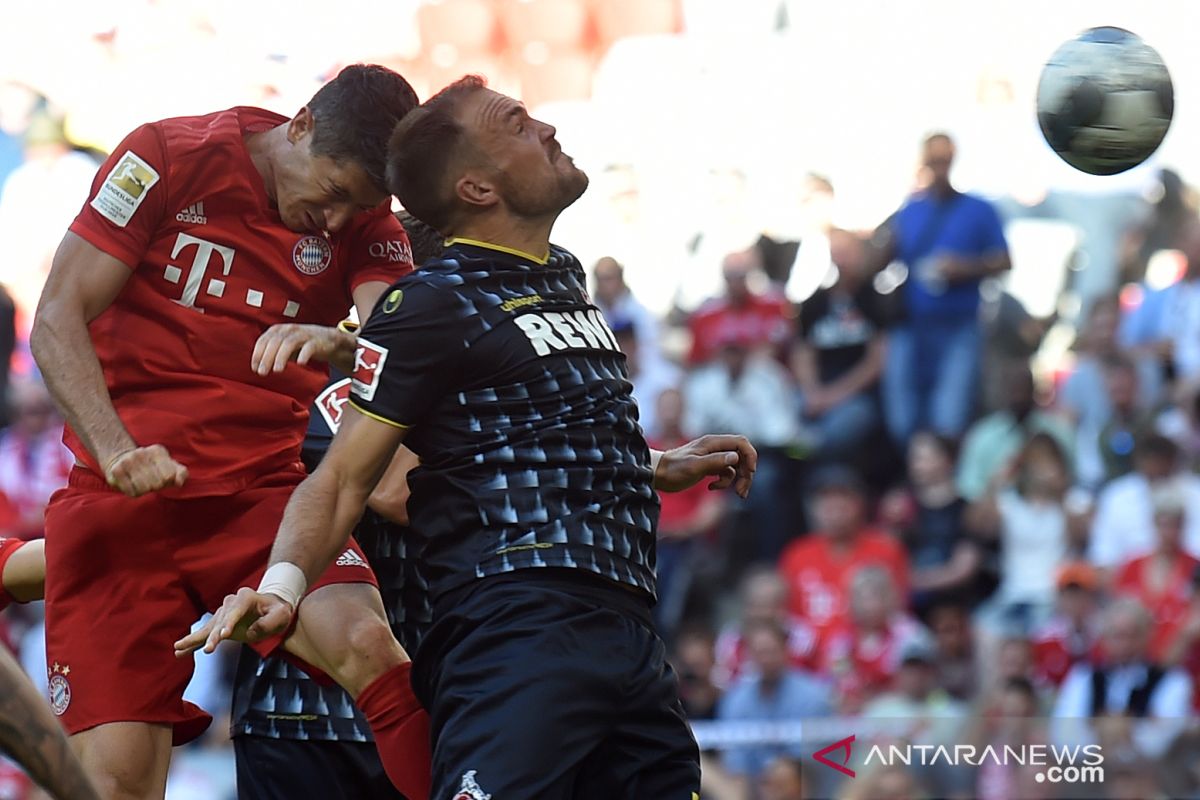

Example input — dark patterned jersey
[230,375,431,742]
[349,239,660,602]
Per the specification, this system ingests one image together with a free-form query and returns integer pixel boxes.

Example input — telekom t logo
[165,233,235,312]
[813,734,856,778]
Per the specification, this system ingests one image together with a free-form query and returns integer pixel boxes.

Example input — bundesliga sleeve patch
[90,151,160,227]
[350,338,389,402]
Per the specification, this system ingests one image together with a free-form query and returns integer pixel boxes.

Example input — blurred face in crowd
[655,388,684,438]
[742,572,789,623]
[814,486,865,539]
[1104,605,1150,666]
[1136,450,1176,482]
[996,636,1033,681]
[1058,585,1097,628]
[850,569,894,630]
[759,758,805,800]
[922,135,955,193]
[1154,509,1185,554]
[592,257,625,306]
[719,342,751,379]
[829,229,867,287]
[908,432,952,488]
[1018,435,1069,499]
[1105,363,1139,415]
[11,380,58,438]
[865,766,922,800]
[999,683,1037,717]
[1085,299,1120,352]
[674,630,716,684]
[1004,365,1036,420]
[721,250,758,304]
[457,88,589,222]
[930,605,972,659]
[747,627,790,685]
[895,658,935,700]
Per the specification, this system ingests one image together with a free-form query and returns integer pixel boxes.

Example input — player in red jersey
[31,65,430,799]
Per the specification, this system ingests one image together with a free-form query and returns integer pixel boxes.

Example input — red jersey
[1113,553,1200,660]
[686,292,793,365]
[712,615,819,688]
[67,108,413,495]
[778,528,910,631]
[818,613,924,708]
[1031,616,1101,686]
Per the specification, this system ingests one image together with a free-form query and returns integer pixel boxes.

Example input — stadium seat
[416,0,498,51]
[498,0,591,50]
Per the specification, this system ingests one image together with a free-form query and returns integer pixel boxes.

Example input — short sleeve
[340,208,415,292]
[348,281,465,428]
[68,123,169,269]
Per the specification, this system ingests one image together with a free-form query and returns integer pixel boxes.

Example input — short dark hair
[307,64,420,194]
[395,211,444,265]
[386,75,489,233]
[1136,432,1179,463]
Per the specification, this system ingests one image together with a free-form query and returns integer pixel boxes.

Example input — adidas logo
[336,549,368,569]
[175,201,207,224]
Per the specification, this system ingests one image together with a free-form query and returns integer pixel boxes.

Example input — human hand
[934,256,977,284]
[173,587,295,657]
[654,434,757,498]
[104,445,188,497]
[251,324,355,376]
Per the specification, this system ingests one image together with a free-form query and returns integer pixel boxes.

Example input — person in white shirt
[1088,434,1200,570]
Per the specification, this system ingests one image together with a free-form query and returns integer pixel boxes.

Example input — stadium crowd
[2,3,1200,800]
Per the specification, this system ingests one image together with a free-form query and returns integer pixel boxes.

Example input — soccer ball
[1037,26,1173,175]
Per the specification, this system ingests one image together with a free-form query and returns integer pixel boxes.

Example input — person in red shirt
[686,249,793,366]
[31,66,429,799]
[1114,485,1200,660]
[713,566,819,688]
[778,465,909,632]
[1030,562,1102,687]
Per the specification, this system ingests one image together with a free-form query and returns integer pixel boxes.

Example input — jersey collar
[444,237,549,265]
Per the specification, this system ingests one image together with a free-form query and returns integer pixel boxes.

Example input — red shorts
[44,467,378,744]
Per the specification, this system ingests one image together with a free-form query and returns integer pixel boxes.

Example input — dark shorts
[234,736,403,800]
[413,571,700,800]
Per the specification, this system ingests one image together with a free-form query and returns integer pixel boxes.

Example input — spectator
[713,567,818,689]
[1155,378,1200,471]
[928,602,980,702]
[790,228,890,460]
[673,626,723,721]
[872,132,1011,445]
[887,431,982,615]
[971,677,1049,800]
[968,432,1073,634]
[717,619,831,787]
[1089,434,1200,570]
[840,764,926,800]
[956,361,1074,501]
[0,377,72,538]
[1052,598,1192,759]
[861,631,969,745]
[1148,221,1200,382]
[1113,484,1200,662]
[687,249,792,367]
[591,256,664,369]
[1031,562,1103,687]
[758,756,806,800]
[613,321,679,440]
[1118,168,1195,285]
[777,172,835,303]
[1090,355,1163,485]
[1060,296,1163,488]
[685,329,800,561]
[778,465,909,634]
[818,566,924,713]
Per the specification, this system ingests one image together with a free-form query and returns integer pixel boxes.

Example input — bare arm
[2,539,44,602]
[31,233,187,495]
[789,340,822,395]
[0,645,99,800]
[251,280,389,376]
[817,334,888,409]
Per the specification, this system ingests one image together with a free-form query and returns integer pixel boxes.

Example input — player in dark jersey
[183,77,756,798]
[231,213,441,800]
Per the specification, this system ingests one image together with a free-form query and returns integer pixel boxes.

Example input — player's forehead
[465,89,528,133]
[319,156,387,205]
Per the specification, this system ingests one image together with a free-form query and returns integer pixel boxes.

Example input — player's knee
[336,614,405,693]
[83,751,164,799]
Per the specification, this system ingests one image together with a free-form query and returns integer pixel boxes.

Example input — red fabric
[817,614,923,708]
[66,108,413,496]
[777,528,909,633]
[713,615,818,687]
[43,467,378,745]
[1113,553,1200,660]
[686,293,793,365]
[357,661,432,800]
[1031,616,1101,687]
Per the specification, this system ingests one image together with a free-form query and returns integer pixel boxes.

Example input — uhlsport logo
[452,769,491,800]
[293,235,332,275]
[48,662,72,716]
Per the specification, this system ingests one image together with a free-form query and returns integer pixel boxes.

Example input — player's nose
[324,206,353,233]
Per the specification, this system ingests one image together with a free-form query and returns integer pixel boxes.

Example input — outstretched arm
[176,405,405,655]
[0,645,99,800]
[250,281,389,376]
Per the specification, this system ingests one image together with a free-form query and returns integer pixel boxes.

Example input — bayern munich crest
[48,662,72,716]
[292,235,332,275]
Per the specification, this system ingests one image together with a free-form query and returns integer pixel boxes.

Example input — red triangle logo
[812,734,856,777]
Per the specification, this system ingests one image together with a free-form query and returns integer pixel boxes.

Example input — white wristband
[257,562,307,610]
[649,448,664,478]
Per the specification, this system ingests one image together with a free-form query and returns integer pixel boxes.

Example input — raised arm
[31,232,187,495]
[176,404,405,655]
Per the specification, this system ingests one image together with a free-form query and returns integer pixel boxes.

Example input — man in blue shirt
[871,133,1011,444]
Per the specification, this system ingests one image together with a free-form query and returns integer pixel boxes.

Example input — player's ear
[287,107,315,145]
[455,170,499,211]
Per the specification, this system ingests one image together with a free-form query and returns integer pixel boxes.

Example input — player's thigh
[234,736,401,800]
[72,721,173,800]
[427,595,621,799]
[45,485,209,743]
[285,581,405,697]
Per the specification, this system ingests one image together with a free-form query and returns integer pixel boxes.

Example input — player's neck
[454,214,555,263]
[243,126,285,206]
